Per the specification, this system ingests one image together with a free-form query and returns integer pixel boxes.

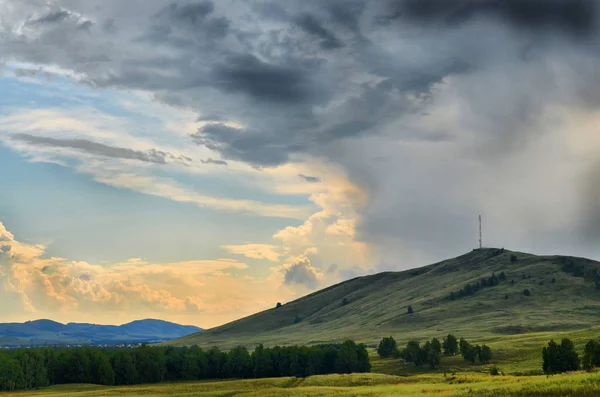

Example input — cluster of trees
[0,341,370,391]
[542,339,580,374]
[377,335,491,368]
[542,337,600,374]
[401,339,442,368]
[449,272,507,300]
[459,338,492,364]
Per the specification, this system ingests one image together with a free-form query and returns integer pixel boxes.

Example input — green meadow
[3,372,600,397]
[5,327,600,396]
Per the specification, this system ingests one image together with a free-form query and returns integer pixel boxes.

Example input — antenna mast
[479,215,482,249]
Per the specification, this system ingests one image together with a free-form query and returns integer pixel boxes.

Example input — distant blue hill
[0,319,202,346]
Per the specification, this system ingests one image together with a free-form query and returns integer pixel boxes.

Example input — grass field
[6,326,600,396]
[3,372,600,396]
[4,324,600,395]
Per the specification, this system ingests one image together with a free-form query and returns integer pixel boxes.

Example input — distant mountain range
[0,319,202,346]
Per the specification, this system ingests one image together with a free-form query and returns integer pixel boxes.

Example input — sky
[1,0,600,328]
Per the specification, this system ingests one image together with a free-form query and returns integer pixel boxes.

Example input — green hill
[170,248,600,349]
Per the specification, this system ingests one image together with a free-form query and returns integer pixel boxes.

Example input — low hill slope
[170,248,600,349]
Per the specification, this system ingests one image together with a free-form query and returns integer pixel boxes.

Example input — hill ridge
[169,248,600,349]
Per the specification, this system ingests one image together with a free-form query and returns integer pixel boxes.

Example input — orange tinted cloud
[0,221,299,327]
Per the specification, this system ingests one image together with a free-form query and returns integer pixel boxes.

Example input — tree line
[377,335,492,368]
[449,272,507,300]
[0,341,370,391]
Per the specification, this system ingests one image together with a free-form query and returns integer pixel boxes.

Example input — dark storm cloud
[12,134,190,165]
[295,14,344,50]
[155,1,230,40]
[78,20,94,31]
[201,158,228,166]
[253,2,289,21]
[192,75,439,166]
[138,1,229,51]
[5,0,600,264]
[327,0,366,33]
[14,68,41,78]
[298,174,321,183]
[192,124,297,166]
[197,114,227,122]
[102,19,117,34]
[393,0,597,35]
[30,10,72,24]
[211,54,312,103]
[161,1,215,25]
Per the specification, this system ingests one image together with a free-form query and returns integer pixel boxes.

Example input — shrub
[489,366,500,376]
[523,289,531,297]
[510,255,518,263]
[407,305,414,315]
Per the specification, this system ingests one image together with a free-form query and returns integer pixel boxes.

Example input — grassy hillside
[171,248,600,349]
